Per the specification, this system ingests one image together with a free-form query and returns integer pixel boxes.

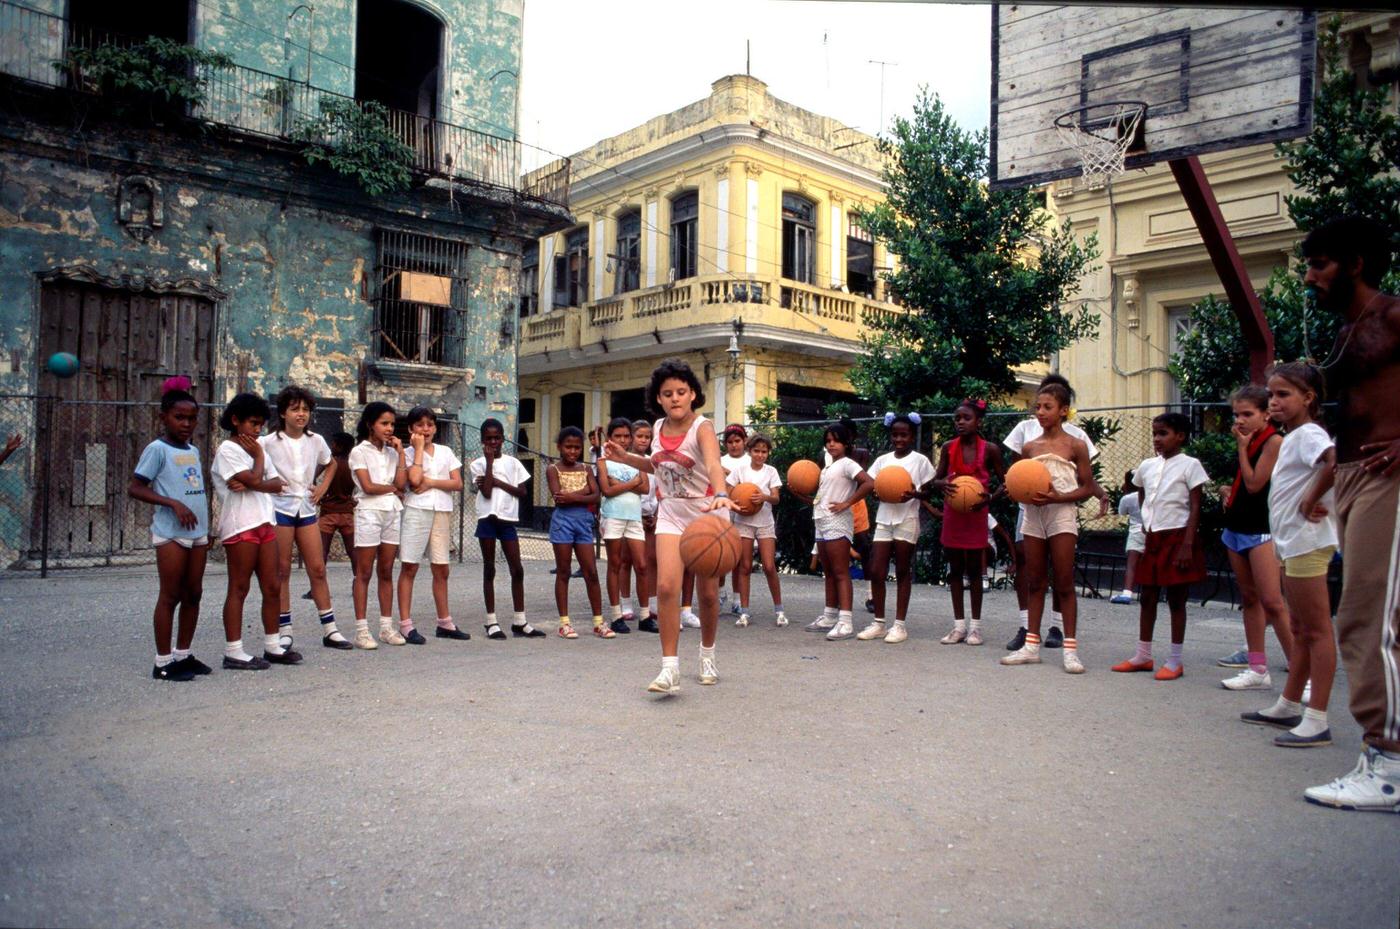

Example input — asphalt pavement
[0,560,1395,929]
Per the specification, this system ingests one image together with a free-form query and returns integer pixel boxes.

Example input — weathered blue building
[0,0,569,564]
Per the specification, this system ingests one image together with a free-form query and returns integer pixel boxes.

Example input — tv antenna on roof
[868,59,897,135]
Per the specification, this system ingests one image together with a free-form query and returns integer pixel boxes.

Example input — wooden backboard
[990,4,1316,189]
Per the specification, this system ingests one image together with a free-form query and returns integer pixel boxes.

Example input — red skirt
[1137,527,1206,587]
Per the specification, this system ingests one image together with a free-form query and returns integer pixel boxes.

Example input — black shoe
[1006,627,1027,651]
[1044,627,1064,649]
[404,628,427,645]
[152,662,195,682]
[865,598,876,614]
[223,654,271,671]
[170,655,213,676]
[1241,710,1303,730]
[301,589,315,600]
[610,618,632,634]
[263,648,303,665]
[322,633,353,650]
[436,626,471,640]
[484,623,507,640]
[638,615,660,633]
[512,623,547,638]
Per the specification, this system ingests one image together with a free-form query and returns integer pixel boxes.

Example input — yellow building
[1050,12,1399,411]
[515,74,903,516]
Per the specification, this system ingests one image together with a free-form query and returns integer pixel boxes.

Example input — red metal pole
[1168,156,1274,384]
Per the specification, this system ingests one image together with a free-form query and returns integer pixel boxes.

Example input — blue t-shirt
[599,460,642,521]
[133,438,209,539]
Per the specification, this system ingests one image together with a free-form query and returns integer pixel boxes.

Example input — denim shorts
[1222,529,1271,554]
[475,515,519,542]
[549,506,594,545]
[274,510,318,529]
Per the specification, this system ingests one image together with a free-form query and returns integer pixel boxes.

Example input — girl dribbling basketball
[604,359,736,694]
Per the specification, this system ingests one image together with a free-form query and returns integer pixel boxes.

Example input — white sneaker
[1000,644,1042,666]
[856,621,886,641]
[805,613,836,633]
[940,626,967,644]
[774,611,789,627]
[699,655,719,685]
[826,619,854,641]
[681,609,701,629]
[1221,668,1273,691]
[647,666,680,695]
[883,622,908,644]
[1304,749,1400,813]
[1063,650,1085,674]
[734,612,750,628]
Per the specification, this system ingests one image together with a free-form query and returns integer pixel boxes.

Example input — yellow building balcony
[519,273,901,375]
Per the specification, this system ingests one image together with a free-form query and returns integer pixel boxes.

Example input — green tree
[1170,18,1400,400]
[849,91,1099,411]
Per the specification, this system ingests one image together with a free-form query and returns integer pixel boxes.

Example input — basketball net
[1055,103,1146,189]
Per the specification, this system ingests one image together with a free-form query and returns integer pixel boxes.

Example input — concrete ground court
[0,561,1395,929]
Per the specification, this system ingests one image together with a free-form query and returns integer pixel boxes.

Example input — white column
[830,204,843,287]
[592,217,605,299]
[742,361,756,413]
[712,375,727,427]
[715,177,729,273]
[591,388,603,435]
[540,237,556,310]
[537,393,551,504]
[645,199,659,288]
[745,178,759,275]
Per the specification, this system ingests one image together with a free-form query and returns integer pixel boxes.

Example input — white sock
[264,633,285,656]
[224,639,252,662]
[1291,707,1328,738]
[662,655,680,671]
[1018,609,1029,624]
[611,603,624,619]
[512,611,527,625]
[1052,611,1063,628]
[645,598,655,614]
[1264,696,1303,719]
[355,618,369,635]
[379,615,394,632]
[838,610,852,623]
[700,645,715,660]
[1120,589,1133,598]
[891,619,906,630]
[485,612,498,628]
[155,653,174,667]
[172,648,190,661]
[953,618,967,633]
[969,617,982,632]
[824,606,838,620]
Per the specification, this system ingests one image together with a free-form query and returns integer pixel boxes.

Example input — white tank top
[650,415,712,500]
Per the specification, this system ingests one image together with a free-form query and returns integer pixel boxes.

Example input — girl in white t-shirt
[348,402,407,649]
[792,422,875,642]
[726,433,786,626]
[397,406,465,645]
[862,413,935,644]
[470,418,539,640]
[260,385,343,650]
[1243,363,1340,748]
[212,392,300,671]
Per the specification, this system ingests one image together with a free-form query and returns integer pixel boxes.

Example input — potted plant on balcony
[55,36,233,125]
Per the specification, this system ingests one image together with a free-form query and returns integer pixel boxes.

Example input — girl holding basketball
[933,400,1006,645]
[1001,382,1103,673]
[547,426,608,639]
[861,413,935,644]
[603,359,735,694]
[792,422,876,642]
[726,433,786,627]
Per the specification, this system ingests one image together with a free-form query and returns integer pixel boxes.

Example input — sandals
[557,622,579,639]
[593,623,616,639]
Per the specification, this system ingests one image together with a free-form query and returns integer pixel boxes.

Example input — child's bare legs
[352,545,377,621]
[1013,538,1029,612]
[1023,536,1050,638]
[757,538,782,610]
[625,537,649,608]
[254,539,281,637]
[429,563,450,621]
[501,540,526,612]
[153,542,205,655]
[892,541,914,621]
[948,548,967,621]
[820,540,853,611]
[552,543,574,617]
[1282,575,1335,711]
[682,568,696,617]
[696,573,719,649]
[373,545,396,619]
[396,561,420,624]
[223,541,258,646]
[1250,543,1294,660]
[655,534,683,656]
[479,538,498,613]
[605,538,627,611]
[868,540,893,618]
[1137,585,1160,645]
[737,538,755,608]
[573,543,603,619]
[1047,535,1077,640]
[1123,549,1140,592]
[176,544,207,651]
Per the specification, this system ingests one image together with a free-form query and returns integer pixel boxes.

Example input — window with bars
[374,229,469,367]
[782,193,815,284]
[520,244,538,318]
[554,227,589,307]
[670,192,698,281]
[847,218,875,298]
[615,210,641,294]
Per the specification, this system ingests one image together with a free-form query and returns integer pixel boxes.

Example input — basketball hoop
[1053,100,1148,189]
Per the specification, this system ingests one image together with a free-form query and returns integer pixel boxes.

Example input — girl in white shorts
[863,413,935,644]
[727,433,786,627]
[598,417,650,634]
[397,406,464,645]
[603,360,735,695]
[793,422,875,642]
[348,402,406,649]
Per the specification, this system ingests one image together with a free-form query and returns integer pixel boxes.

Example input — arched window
[782,193,816,284]
[670,191,698,281]
[615,210,641,294]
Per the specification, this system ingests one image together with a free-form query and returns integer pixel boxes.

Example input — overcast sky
[518,0,992,170]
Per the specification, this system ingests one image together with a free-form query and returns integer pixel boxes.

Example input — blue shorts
[474,515,519,542]
[1222,529,1271,554]
[274,511,318,528]
[549,506,595,545]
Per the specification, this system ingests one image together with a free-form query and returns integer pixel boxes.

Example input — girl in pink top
[604,359,735,695]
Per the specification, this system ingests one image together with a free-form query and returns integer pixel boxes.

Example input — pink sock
[1247,650,1267,674]
[436,616,455,630]
[1133,640,1152,663]
[399,617,415,634]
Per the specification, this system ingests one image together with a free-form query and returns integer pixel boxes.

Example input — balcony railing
[0,0,569,209]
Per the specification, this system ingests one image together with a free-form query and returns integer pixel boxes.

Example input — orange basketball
[680,514,742,578]
[787,459,820,496]
[730,481,763,516]
[1005,459,1053,504]
[873,465,913,503]
[948,475,985,513]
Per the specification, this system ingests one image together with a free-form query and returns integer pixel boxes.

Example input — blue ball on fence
[47,352,80,379]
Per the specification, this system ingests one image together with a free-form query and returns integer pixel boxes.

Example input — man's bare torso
[1331,294,1400,463]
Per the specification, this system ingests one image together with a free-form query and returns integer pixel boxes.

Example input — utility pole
[868,59,897,135]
